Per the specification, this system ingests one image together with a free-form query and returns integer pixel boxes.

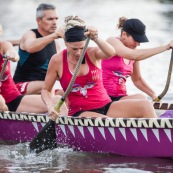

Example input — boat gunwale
[0,111,173,129]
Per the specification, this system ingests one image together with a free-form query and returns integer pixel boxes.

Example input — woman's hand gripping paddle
[154,50,173,102]
[29,38,90,153]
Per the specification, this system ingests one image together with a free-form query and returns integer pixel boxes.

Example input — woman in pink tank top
[0,26,67,114]
[102,17,173,102]
[41,15,159,121]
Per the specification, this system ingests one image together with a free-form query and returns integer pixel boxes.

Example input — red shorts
[15,82,29,94]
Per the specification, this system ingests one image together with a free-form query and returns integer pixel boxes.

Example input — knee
[139,100,156,118]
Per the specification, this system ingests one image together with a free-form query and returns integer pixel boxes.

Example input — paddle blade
[29,120,57,154]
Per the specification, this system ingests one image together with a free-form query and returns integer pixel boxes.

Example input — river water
[0,0,173,172]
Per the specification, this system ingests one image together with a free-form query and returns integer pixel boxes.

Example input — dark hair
[36,3,56,19]
[64,15,86,42]
[117,16,128,30]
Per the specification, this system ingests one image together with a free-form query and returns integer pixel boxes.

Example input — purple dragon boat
[0,102,173,158]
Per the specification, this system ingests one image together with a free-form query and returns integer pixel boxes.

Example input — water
[0,0,173,172]
[0,142,173,173]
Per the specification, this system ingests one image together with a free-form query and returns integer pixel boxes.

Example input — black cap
[123,19,149,43]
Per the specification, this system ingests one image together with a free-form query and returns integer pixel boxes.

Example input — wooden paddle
[0,54,8,81]
[154,50,173,101]
[29,37,90,153]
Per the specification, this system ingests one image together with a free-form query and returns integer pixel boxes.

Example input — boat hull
[0,111,173,157]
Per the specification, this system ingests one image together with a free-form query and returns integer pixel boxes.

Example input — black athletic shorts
[72,102,112,117]
[110,95,124,101]
[6,95,24,111]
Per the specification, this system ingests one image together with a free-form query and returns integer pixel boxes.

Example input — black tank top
[13,29,56,82]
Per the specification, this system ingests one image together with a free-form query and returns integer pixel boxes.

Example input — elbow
[132,78,142,87]
[108,52,115,58]
[108,48,116,57]
[25,44,37,53]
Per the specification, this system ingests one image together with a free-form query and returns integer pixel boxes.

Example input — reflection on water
[0,0,173,172]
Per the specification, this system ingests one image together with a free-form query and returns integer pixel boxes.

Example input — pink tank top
[60,49,111,116]
[0,54,21,103]
[102,54,134,97]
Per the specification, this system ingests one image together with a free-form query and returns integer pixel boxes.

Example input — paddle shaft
[55,37,90,111]
[158,50,173,100]
[29,37,90,153]
[0,54,8,81]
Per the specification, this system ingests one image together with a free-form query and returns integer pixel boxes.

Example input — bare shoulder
[107,36,120,44]
[107,37,123,51]
[85,47,100,64]
[50,51,63,65]
[85,47,95,58]
[106,36,114,41]
[22,30,36,40]
[20,30,36,49]
[24,29,36,35]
